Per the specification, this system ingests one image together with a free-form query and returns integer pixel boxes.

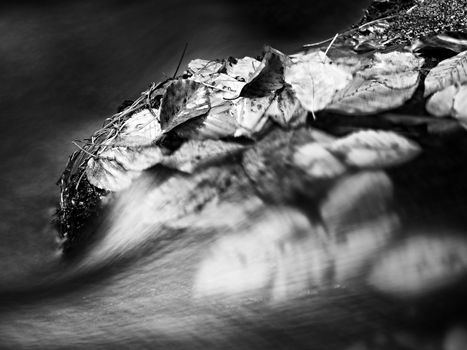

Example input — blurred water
[1,1,467,349]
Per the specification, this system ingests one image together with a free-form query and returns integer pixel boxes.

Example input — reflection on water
[1,1,467,349]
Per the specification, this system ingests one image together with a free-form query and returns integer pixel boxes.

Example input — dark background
[0,0,370,284]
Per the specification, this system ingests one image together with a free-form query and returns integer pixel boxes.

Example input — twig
[72,141,96,158]
[323,33,339,61]
[173,42,189,78]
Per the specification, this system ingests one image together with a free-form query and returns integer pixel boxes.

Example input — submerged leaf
[159,79,210,133]
[328,51,423,114]
[369,234,467,296]
[293,143,347,179]
[160,139,245,173]
[424,50,467,97]
[454,84,467,123]
[329,130,421,168]
[285,50,352,113]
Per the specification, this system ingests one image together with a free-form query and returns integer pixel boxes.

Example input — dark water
[1,1,467,349]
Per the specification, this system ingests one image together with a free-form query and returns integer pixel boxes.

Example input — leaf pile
[58,0,467,271]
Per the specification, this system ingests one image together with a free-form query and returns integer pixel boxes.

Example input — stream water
[1,1,467,349]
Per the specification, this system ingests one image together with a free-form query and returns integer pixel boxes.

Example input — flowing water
[1,1,467,349]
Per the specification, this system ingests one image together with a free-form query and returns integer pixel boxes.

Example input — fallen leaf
[368,234,467,296]
[86,146,164,191]
[328,51,423,114]
[86,156,140,192]
[285,50,352,113]
[159,79,210,133]
[329,130,421,168]
[240,46,291,97]
[293,143,347,179]
[412,31,467,54]
[424,50,467,97]
[265,87,307,127]
[233,95,275,137]
[160,139,245,173]
[225,56,261,82]
[426,84,459,117]
[117,108,162,146]
[187,59,223,81]
[453,84,467,122]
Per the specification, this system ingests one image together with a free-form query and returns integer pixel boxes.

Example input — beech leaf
[328,51,423,114]
[159,79,210,133]
[240,46,291,98]
[285,50,352,113]
[412,31,467,54]
[293,143,347,179]
[329,130,421,168]
[424,50,467,97]
[233,96,275,137]
[426,84,459,117]
[187,59,223,81]
[368,235,467,296]
[225,56,261,82]
[160,139,245,173]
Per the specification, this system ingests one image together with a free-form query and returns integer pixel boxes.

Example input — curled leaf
[116,108,162,146]
[329,130,421,168]
[240,46,291,98]
[424,50,467,97]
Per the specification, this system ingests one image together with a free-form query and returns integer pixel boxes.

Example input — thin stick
[323,33,339,61]
[173,42,189,78]
[72,141,96,158]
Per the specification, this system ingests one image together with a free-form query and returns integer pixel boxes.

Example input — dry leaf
[426,84,459,117]
[329,130,421,168]
[412,31,467,54]
[117,108,162,146]
[233,96,275,137]
[265,87,307,127]
[225,56,261,82]
[86,157,140,192]
[240,46,291,97]
[424,50,467,97]
[453,84,467,122]
[86,146,164,191]
[159,79,210,133]
[285,50,352,113]
[368,234,467,296]
[187,59,223,81]
[328,51,423,114]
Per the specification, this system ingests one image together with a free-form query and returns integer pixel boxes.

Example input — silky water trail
[1,1,467,349]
